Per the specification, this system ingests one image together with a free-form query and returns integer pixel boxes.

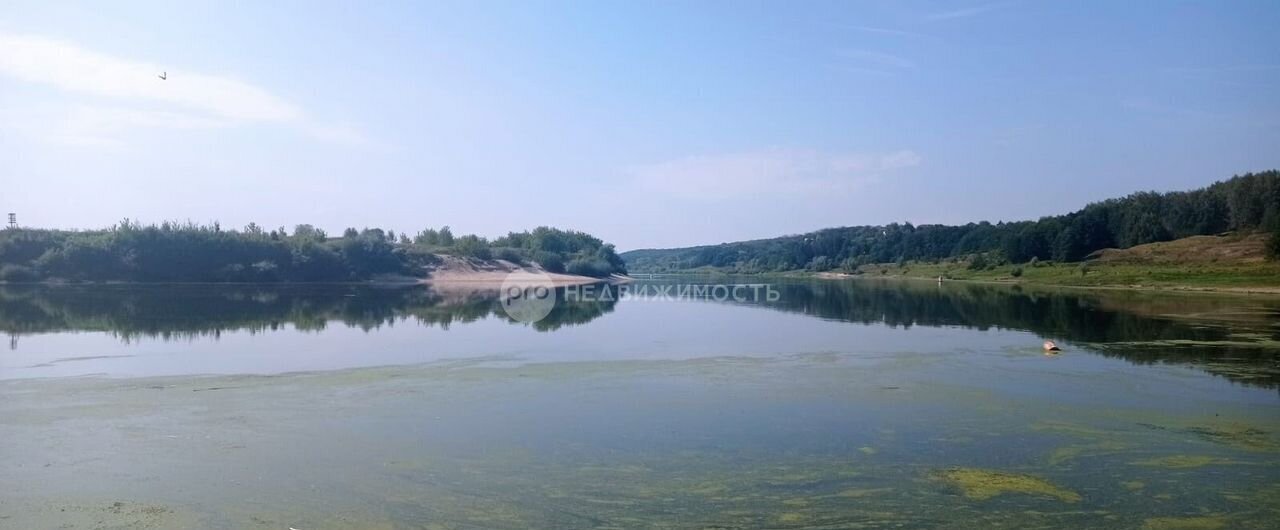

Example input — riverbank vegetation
[0,223,625,283]
[623,172,1280,279]
[845,232,1280,292]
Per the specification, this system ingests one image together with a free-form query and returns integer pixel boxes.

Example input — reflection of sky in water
[7,301,1013,376]
[5,294,1276,411]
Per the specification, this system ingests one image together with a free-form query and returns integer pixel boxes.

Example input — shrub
[0,264,37,282]
[494,247,525,264]
[565,257,614,278]
[452,235,491,260]
[534,251,565,273]
[806,255,833,272]
[335,235,400,276]
[1010,266,1023,277]
[291,243,349,281]
[968,254,988,270]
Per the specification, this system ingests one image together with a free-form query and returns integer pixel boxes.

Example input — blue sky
[2,1,1277,250]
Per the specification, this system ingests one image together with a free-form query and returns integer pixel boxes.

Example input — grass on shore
[853,233,1280,292]
[846,260,1280,291]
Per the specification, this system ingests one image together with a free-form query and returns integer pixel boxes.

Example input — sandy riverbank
[421,255,629,290]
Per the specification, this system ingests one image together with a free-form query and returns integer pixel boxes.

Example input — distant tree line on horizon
[0,222,626,283]
[623,171,1280,273]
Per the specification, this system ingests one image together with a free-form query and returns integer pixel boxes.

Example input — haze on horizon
[1,1,1277,251]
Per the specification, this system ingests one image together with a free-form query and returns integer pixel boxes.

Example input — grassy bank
[833,260,1280,293]
[827,233,1280,293]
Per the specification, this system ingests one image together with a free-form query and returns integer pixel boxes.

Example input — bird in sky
[158,71,167,80]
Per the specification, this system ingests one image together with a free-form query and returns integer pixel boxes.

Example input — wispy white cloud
[51,105,233,147]
[630,148,921,199]
[0,32,299,122]
[927,2,1009,21]
[0,31,370,147]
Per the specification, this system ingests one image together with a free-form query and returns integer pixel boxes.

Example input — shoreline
[0,255,632,289]
[421,254,631,289]
[811,271,1280,297]
[624,269,1280,297]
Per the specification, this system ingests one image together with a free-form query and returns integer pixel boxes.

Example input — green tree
[293,224,326,242]
[453,235,491,259]
[1052,226,1085,262]
[414,228,440,246]
[534,251,565,273]
[968,254,988,270]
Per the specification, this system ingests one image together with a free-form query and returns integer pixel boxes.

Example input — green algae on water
[1031,420,1110,438]
[835,487,893,498]
[1131,455,1236,469]
[1138,421,1279,452]
[1047,441,1127,466]
[933,468,1082,503]
[1141,515,1228,529]
[778,512,808,524]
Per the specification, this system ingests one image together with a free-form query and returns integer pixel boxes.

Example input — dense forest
[624,171,1280,273]
[0,223,626,282]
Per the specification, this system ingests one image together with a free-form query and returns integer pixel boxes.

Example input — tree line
[623,171,1280,273]
[0,222,626,282]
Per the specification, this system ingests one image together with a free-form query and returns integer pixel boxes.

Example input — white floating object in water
[1043,340,1061,352]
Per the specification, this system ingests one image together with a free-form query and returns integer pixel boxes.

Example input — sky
[1,1,1278,250]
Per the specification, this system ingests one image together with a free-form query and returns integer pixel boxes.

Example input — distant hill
[622,171,1280,273]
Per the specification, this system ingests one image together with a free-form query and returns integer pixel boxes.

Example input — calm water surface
[1,279,1278,529]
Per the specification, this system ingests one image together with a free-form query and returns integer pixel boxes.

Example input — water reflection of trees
[0,284,618,342]
[2,281,1276,389]
[672,278,1280,389]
